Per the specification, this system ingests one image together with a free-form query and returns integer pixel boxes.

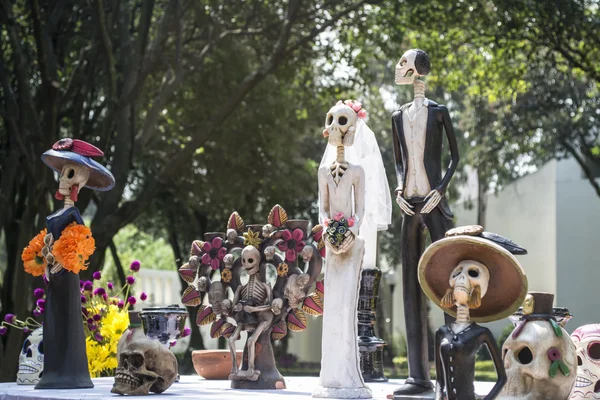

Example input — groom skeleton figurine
[391,49,460,398]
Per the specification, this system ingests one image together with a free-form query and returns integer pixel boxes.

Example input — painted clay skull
[111,329,178,395]
[500,321,576,400]
[241,245,260,275]
[208,281,226,315]
[448,260,490,306]
[324,103,357,147]
[571,324,600,399]
[395,48,431,85]
[57,162,90,200]
[16,327,43,385]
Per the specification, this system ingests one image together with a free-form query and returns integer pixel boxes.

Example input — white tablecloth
[0,376,494,400]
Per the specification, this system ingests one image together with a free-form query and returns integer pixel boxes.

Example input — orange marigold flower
[53,223,95,274]
[21,229,48,277]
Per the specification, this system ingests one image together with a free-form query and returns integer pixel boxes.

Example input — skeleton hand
[233,303,243,313]
[222,299,232,316]
[325,230,355,254]
[396,191,415,216]
[421,189,443,214]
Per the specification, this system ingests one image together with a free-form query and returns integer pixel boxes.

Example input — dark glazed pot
[247,224,265,237]
[204,232,226,242]
[139,306,188,346]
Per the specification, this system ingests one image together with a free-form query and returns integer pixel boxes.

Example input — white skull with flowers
[571,324,600,399]
[17,327,44,385]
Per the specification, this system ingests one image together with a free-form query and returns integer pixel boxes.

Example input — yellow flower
[277,263,288,277]
[243,229,262,248]
[22,229,48,277]
[221,268,233,283]
[86,304,129,377]
[53,223,95,274]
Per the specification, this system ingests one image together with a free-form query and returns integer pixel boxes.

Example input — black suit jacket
[391,99,460,219]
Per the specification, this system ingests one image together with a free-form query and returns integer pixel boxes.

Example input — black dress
[35,207,93,389]
[435,323,506,400]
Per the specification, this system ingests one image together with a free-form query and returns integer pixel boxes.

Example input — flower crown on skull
[337,99,367,119]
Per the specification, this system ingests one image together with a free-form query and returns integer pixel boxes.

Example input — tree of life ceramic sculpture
[418,225,529,400]
[391,49,460,397]
[313,100,373,399]
[571,324,600,399]
[178,205,324,390]
[26,139,115,389]
[500,292,577,400]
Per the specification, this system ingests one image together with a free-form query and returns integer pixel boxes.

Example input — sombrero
[41,138,115,191]
[418,225,528,323]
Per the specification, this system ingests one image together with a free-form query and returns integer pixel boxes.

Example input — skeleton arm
[318,167,330,225]
[392,113,415,216]
[351,166,366,235]
[232,286,243,312]
[422,106,460,214]
[482,328,507,400]
[434,329,444,400]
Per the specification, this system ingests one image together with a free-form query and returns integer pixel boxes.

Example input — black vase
[357,268,388,382]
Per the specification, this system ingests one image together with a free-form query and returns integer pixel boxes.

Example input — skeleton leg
[228,324,244,375]
[244,318,272,381]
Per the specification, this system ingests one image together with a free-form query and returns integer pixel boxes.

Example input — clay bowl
[192,350,243,380]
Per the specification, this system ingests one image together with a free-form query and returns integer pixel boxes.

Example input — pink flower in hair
[351,102,362,112]
[357,109,367,119]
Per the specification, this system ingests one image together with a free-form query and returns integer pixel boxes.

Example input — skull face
[501,321,577,399]
[241,245,260,275]
[58,162,90,200]
[111,329,178,395]
[571,324,600,399]
[395,48,431,85]
[17,327,43,385]
[448,260,490,306]
[324,103,357,147]
[208,281,226,315]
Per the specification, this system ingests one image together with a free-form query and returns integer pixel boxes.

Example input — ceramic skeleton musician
[391,49,460,397]
[31,139,115,389]
[313,99,388,399]
[418,225,528,400]
[499,292,577,400]
[571,324,600,399]
[178,205,325,390]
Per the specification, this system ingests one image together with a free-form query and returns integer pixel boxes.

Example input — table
[0,376,494,400]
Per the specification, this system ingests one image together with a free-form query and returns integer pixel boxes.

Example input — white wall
[555,158,600,332]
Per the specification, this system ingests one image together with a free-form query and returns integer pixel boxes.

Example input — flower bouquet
[323,212,356,254]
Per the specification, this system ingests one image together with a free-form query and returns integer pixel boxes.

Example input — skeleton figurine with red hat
[31,138,114,389]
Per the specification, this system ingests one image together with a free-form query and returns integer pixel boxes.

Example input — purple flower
[102,294,108,301]
[94,333,103,342]
[82,307,89,316]
[88,324,97,331]
[127,296,136,305]
[92,271,101,280]
[81,295,87,304]
[126,276,135,285]
[93,288,106,296]
[182,327,191,338]
[130,260,141,272]
[169,340,177,348]
[33,309,41,317]
[548,348,562,361]
[93,314,101,322]
[4,314,16,323]
[117,301,124,309]
[36,299,45,309]
[0,326,7,335]
[87,318,94,324]
[23,327,30,334]
[83,281,93,291]
[107,282,114,290]
[140,292,147,301]
[33,288,45,298]
[201,237,227,270]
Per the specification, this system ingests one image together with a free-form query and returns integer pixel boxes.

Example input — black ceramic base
[357,268,388,382]
[230,328,286,390]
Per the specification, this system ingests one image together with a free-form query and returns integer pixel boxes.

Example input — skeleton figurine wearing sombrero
[417,225,529,400]
[32,138,115,389]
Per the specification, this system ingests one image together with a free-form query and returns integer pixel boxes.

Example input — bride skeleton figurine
[313,100,389,399]
[35,139,115,389]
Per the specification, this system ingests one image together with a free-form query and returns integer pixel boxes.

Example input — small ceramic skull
[500,321,577,400]
[394,48,431,85]
[111,329,178,395]
[57,162,90,201]
[17,328,43,385]
[241,245,260,275]
[571,324,600,399]
[208,281,226,315]
[324,103,357,147]
[284,273,310,309]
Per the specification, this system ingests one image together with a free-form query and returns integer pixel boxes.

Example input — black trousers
[400,199,453,386]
